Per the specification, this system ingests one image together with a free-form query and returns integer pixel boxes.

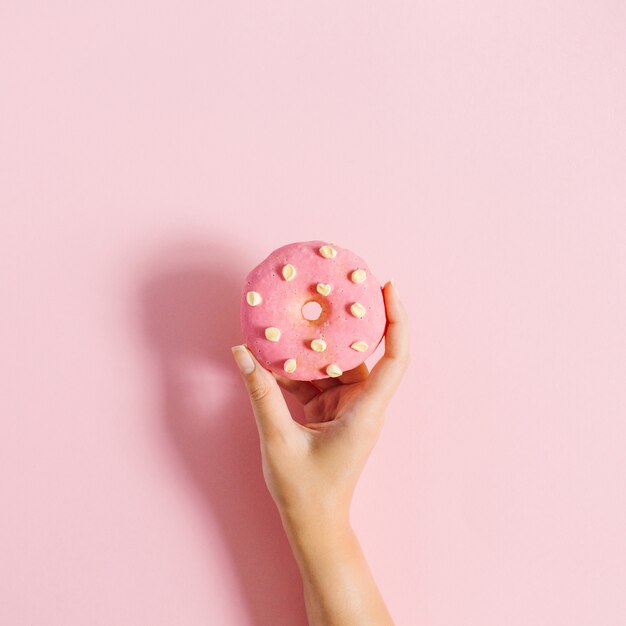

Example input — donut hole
[301,300,323,321]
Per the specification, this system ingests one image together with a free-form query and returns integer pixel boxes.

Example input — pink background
[2,2,625,624]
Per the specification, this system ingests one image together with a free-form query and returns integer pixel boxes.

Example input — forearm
[280,509,394,626]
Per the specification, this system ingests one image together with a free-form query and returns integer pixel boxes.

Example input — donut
[240,240,387,381]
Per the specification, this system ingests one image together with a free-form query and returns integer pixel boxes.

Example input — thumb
[231,344,295,441]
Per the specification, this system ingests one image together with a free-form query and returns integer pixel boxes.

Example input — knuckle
[249,380,271,402]
[395,347,410,371]
[390,351,410,372]
[362,410,385,431]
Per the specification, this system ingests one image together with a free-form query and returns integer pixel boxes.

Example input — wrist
[278,496,350,531]
[278,502,353,550]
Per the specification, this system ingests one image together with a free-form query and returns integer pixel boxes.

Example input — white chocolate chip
[246,291,262,306]
[283,358,297,373]
[326,363,343,378]
[350,269,367,284]
[282,264,297,281]
[350,302,366,318]
[310,338,327,352]
[316,283,332,296]
[350,341,369,352]
[264,327,281,342]
[319,245,337,259]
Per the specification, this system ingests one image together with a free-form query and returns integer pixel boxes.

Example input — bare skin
[231,281,409,626]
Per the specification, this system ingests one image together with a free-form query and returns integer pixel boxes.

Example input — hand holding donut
[231,279,408,626]
[231,279,409,520]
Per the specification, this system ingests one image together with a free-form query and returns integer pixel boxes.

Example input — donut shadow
[139,240,307,626]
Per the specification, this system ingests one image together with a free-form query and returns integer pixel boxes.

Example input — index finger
[362,281,410,409]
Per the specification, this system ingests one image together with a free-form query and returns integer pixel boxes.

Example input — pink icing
[240,240,387,381]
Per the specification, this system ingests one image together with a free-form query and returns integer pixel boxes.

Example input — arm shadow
[139,240,308,626]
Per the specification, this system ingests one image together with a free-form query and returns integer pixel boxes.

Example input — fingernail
[231,345,255,374]
[389,278,398,294]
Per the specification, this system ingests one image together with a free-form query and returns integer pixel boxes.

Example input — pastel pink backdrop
[1,2,625,625]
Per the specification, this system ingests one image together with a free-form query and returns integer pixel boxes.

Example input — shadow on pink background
[140,242,307,625]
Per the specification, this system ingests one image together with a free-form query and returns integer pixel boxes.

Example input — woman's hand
[231,280,409,526]
[231,280,409,626]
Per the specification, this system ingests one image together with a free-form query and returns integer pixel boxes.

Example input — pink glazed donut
[240,240,387,381]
